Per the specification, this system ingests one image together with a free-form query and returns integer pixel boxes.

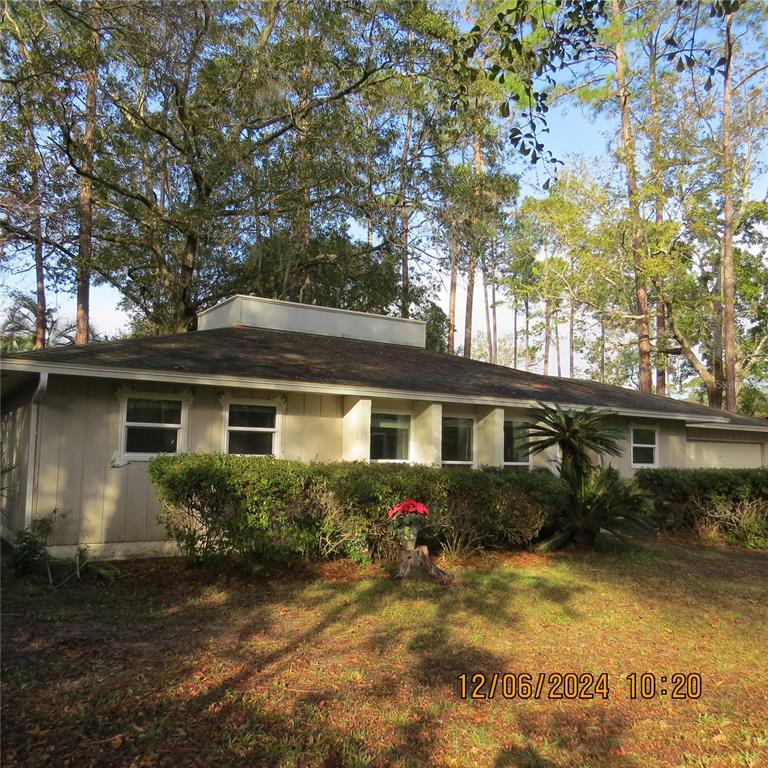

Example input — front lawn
[2,541,767,767]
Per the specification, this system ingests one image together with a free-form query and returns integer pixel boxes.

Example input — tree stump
[395,545,453,585]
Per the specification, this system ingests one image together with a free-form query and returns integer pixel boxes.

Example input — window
[504,421,530,466]
[370,413,410,461]
[122,395,186,459]
[442,416,473,465]
[226,402,278,455]
[631,426,657,467]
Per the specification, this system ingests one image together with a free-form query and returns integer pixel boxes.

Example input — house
[2,295,767,559]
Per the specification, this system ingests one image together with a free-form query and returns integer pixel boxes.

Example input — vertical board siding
[0,404,31,534]
[25,374,767,549]
[33,377,347,546]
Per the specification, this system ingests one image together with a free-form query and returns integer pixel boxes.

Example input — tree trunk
[554,306,562,378]
[649,35,667,397]
[448,238,458,354]
[76,0,99,346]
[524,298,530,371]
[482,256,493,362]
[176,231,198,333]
[600,315,606,383]
[543,298,551,375]
[513,300,518,368]
[464,131,483,359]
[712,267,724,409]
[395,545,452,585]
[569,297,575,378]
[721,13,737,411]
[398,108,413,319]
[667,301,721,407]
[464,255,476,358]
[612,0,652,392]
[29,129,46,350]
[490,253,498,364]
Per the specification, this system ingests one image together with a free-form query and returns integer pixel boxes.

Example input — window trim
[117,389,192,462]
[220,396,283,457]
[503,419,533,469]
[441,413,476,466]
[630,424,659,469]
[369,409,413,463]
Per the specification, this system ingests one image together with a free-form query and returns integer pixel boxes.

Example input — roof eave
[2,358,747,427]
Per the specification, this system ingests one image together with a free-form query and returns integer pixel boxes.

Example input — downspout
[23,372,48,529]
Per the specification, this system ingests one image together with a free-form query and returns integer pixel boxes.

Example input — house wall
[1,400,32,537]
[685,427,767,469]
[599,417,688,475]
[18,373,767,557]
[30,376,346,555]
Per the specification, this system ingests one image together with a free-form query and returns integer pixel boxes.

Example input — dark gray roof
[4,326,767,428]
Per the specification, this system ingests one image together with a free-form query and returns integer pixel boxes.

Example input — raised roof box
[196,295,427,347]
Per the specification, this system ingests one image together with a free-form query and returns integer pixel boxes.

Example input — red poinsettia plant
[387,499,429,550]
[387,499,429,520]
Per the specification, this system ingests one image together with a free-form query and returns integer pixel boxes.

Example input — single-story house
[2,295,767,558]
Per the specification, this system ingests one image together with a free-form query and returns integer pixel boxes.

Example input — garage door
[686,440,762,468]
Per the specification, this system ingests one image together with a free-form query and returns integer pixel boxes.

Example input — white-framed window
[370,412,411,462]
[222,398,281,456]
[118,391,191,461]
[442,415,474,465]
[504,420,531,468]
[631,426,658,468]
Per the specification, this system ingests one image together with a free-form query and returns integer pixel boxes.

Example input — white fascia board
[0,358,736,425]
[686,422,768,433]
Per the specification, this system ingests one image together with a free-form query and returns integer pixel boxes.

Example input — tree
[1,291,100,352]
[2,2,460,334]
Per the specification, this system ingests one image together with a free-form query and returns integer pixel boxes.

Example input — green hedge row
[148,455,568,564]
[635,468,768,548]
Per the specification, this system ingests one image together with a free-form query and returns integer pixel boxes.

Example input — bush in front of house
[635,468,768,549]
[148,454,568,564]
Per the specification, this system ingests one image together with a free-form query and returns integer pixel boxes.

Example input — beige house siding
[30,376,349,550]
[1,400,32,536]
[6,372,766,556]
[685,427,767,468]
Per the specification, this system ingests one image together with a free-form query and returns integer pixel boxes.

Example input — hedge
[148,455,569,564]
[635,468,768,549]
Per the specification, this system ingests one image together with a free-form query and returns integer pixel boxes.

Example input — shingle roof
[4,326,767,428]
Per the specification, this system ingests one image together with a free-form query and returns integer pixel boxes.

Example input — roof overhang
[2,358,748,427]
[686,422,768,434]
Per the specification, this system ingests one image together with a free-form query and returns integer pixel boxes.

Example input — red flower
[387,499,429,519]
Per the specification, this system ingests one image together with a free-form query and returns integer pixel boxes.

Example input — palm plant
[522,402,624,474]
[537,462,657,551]
[1,291,101,353]
[523,402,656,550]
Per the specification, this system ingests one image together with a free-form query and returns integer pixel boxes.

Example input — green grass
[2,540,767,767]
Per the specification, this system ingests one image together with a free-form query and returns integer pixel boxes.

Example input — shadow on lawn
[559,539,768,614]
[1,558,634,768]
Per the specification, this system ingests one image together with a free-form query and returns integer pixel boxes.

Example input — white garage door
[686,440,762,468]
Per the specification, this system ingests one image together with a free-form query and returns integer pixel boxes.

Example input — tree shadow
[1,554,633,768]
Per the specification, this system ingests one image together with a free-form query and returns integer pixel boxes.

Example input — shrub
[693,497,768,549]
[10,512,56,577]
[536,465,657,551]
[148,455,568,564]
[636,468,768,549]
